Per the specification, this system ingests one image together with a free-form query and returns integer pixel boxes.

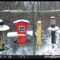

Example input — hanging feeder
[47,16,59,49]
[0,19,10,51]
[13,19,30,45]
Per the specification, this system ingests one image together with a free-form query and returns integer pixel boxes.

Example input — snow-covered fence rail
[1,9,60,13]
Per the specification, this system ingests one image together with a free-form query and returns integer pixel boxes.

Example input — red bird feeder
[13,19,30,45]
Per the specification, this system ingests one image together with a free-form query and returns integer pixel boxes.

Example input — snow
[7,31,37,37]
[13,19,30,24]
[56,30,60,34]
[24,2,32,9]
[0,25,10,31]
[36,29,60,55]
[36,46,50,55]
[27,31,33,36]
[37,21,42,23]
[56,30,60,45]
[7,32,18,37]
[3,27,60,55]
[5,45,10,49]
[15,46,33,55]
[50,16,55,18]
[0,52,3,54]
[27,31,37,36]
[36,41,60,55]
[47,26,59,31]
[0,19,3,22]
[0,45,33,55]
[7,31,33,37]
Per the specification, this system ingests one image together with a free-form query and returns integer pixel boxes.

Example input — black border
[0,0,60,59]
[0,0,60,1]
[0,55,60,59]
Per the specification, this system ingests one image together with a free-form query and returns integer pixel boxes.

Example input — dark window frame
[19,26,25,32]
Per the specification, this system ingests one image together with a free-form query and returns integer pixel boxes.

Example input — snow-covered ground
[0,44,33,55]
[0,30,60,55]
[36,31,60,55]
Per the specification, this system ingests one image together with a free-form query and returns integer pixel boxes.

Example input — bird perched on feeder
[47,16,59,51]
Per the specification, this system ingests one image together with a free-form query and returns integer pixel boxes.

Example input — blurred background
[0,1,60,55]
[0,1,60,31]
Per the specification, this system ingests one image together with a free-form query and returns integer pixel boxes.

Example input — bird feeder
[13,19,30,45]
[0,19,10,50]
[47,16,59,48]
[37,21,42,48]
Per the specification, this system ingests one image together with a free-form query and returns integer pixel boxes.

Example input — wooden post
[37,21,42,48]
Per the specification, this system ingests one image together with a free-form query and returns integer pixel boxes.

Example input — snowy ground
[0,44,33,55]
[0,31,60,55]
[36,33,60,55]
